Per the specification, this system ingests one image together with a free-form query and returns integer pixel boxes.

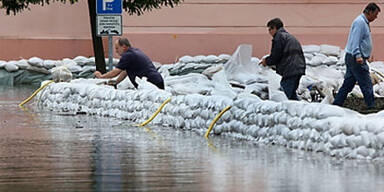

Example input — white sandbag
[0,60,6,68]
[62,58,82,72]
[308,53,328,66]
[87,57,96,65]
[304,53,314,60]
[319,86,335,104]
[323,56,338,65]
[203,55,220,63]
[218,54,231,61]
[26,66,51,74]
[116,77,135,90]
[202,64,223,79]
[193,55,205,63]
[233,93,262,109]
[51,66,72,82]
[369,61,384,75]
[165,73,211,86]
[244,83,268,95]
[62,58,77,66]
[259,66,282,100]
[251,57,260,65]
[305,65,344,90]
[28,57,44,67]
[16,59,30,69]
[169,82,211,95]
[320,44,340,56]
[5,61,19,72]
[81,65,96,73]
[158,65,170,79]
[73,56,89,66]
[270,90,288,102]
[302,44,320,53]
[66,65,82,73]
[178,55,194,63]
[54,60,65,67]
[43,60,58,69]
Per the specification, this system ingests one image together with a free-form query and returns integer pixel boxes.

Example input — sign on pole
[96,0,123,71]
[96,15,122,36]
[96,0,123,36]
[96,0,122,14]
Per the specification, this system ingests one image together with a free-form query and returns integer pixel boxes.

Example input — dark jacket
[266,28,306,78]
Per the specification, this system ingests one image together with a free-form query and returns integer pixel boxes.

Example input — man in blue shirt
[94,37,164,89]
[333,3,380,109]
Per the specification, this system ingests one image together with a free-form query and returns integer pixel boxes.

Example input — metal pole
[108,35,113,71]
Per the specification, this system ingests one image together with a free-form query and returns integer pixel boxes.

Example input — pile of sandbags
[0,56,120,74]
[303,44,345,67]
[162,54,232,75]
[36,79,384,159]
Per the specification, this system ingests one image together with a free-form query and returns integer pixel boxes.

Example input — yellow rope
[138,97,171,126]
[205,106,232,139]
[19,80,55,107]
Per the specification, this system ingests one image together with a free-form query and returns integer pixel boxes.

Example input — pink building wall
[1,0,384,63]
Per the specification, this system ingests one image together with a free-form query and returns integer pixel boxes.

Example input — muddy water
[1,85,384,192]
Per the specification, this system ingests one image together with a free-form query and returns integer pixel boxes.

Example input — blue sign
[96,0,122,14]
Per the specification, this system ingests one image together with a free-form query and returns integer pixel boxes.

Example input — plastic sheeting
[0,69,94,86]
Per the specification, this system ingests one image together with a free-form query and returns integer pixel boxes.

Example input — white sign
[96,15,122,36]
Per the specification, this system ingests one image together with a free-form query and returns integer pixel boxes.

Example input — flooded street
[1,85,384,192]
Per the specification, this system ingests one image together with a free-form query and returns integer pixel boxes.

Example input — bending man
[260,18,306,100]
[94,37,165,89]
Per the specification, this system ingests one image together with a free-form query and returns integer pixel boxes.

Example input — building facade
[1,0,383,63]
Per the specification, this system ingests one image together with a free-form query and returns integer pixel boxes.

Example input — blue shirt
[345,14,372,59]
[116,47,163,88]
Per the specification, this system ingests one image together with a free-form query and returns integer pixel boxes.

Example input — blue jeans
[333,53,374,108]
[280,75,302,100]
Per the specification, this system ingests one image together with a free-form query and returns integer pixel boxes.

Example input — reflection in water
[0,85,384,192]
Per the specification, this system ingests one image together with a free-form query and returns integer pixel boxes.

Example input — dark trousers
[280,75,302,100]
[333,53,374,108]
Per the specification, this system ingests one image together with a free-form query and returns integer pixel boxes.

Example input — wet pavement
[1,85,384,192]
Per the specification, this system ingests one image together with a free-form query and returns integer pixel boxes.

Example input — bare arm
[116,70,127,85]
[94,68,122,79]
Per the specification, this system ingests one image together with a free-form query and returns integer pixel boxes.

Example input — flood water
[1,85,384,192]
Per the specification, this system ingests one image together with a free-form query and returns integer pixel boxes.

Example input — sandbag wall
[37,82,384,159]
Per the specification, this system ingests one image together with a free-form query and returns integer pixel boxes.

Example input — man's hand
[356,57,364,64]
[94,71,102,78]
[94,68,122,79]
[368,55,374,63]
[259,58,267,66]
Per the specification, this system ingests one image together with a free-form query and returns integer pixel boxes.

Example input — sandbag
[5,61,19,72]
[51,66,72,82]
[16,59,31,69]
[320,44,341,56]
[43,60,57,69]
[28,57,44,67]
[0,60,6,68]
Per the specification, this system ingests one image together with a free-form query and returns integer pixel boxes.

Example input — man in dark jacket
[260,18,306,100]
